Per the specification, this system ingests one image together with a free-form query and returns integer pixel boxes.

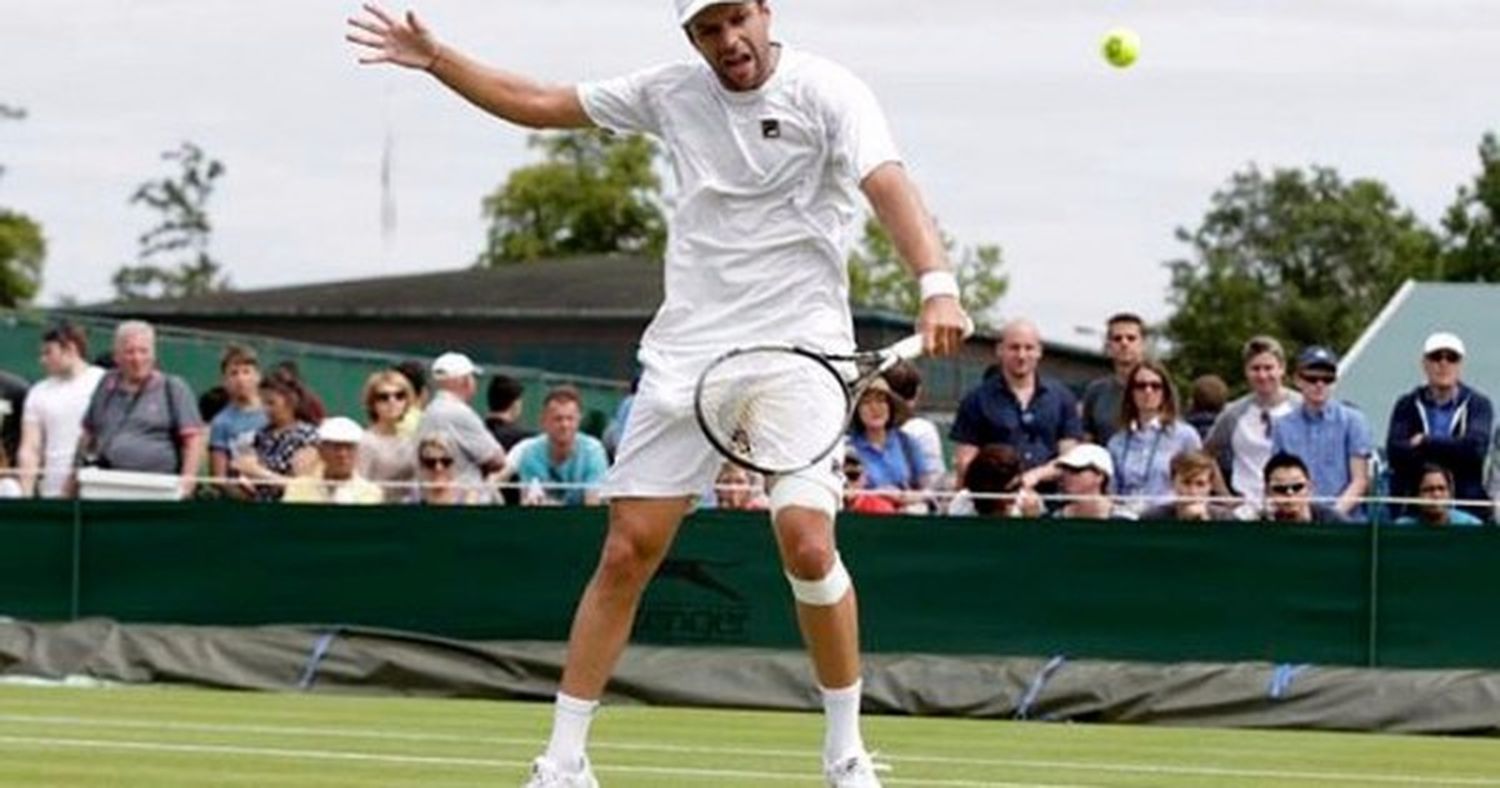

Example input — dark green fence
[2,501,1498,669]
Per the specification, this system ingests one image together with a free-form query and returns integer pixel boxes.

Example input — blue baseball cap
[1296,346,1339,372]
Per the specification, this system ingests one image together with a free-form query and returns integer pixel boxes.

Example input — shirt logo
[761,118,781,139]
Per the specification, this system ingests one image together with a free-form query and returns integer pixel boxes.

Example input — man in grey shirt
[417,352,505,500]
[78,321,206,497]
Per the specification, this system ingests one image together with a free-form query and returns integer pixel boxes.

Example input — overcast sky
[3,0,1497,348]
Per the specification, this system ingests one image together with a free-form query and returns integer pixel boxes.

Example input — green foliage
[1439,132,1500,281]
[1163,165,1441,381]
[113,142,232,301]
[847,217,1008,327]
[0,209,45,308]
[477,130,666,266]
[0,103,44,307]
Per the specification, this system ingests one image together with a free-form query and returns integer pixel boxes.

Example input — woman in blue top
[848,377,928,513]
[1108,360,1202,515]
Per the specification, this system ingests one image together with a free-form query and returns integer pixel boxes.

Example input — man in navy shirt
[1386,331,1493,518]
[951,318,1083,485]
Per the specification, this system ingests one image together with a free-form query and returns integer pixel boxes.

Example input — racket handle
[889,333,927,360]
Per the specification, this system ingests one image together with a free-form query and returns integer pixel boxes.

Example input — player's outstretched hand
[346,3,441,70]
[917,295,970,357]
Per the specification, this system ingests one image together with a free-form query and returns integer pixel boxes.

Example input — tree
[1163,165,1441,381]
[112,141,231,301]
[0,210,45,308]
[1439,132,1500,282]
[0,102,44,308]
[847,217,1008,327]
[477,130,666,266]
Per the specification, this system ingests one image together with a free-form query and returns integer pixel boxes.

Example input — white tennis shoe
[825,751,888,787]
[522,756,599,788]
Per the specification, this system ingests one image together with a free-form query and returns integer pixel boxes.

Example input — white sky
[3,0,1497,348]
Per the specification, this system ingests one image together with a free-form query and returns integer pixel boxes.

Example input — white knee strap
[787,553,852,606]
[769,474,839,519]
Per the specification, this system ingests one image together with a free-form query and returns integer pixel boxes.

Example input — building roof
[85,255,666,319]
[80,254,1105,364]
[1339,281,1500,440]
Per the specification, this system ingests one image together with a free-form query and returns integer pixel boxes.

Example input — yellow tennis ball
[1102,28,1140,68]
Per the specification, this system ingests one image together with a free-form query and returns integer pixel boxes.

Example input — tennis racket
[694,327,966,476]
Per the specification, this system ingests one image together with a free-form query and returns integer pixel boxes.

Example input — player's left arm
[861,163,969,357]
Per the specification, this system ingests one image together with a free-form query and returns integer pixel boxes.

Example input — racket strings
[697,349,847,473]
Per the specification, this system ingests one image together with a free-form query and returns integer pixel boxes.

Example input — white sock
[821,680,866,764]
[543,692,599,771]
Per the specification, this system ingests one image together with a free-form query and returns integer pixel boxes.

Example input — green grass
[0,684,1496,786]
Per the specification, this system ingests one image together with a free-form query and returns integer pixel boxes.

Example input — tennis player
[348,2,969,785]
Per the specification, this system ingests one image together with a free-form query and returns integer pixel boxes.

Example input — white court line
[0,713,1497,786]
[0,734,1084,788]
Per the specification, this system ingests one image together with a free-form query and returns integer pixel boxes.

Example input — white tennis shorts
[600,348,843,505]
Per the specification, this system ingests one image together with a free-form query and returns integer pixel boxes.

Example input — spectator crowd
[1,314,1497,527]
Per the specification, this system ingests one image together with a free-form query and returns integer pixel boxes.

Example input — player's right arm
[346,4,592,130]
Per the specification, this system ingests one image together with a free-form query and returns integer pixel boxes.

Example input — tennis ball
[1101,28,1140,68]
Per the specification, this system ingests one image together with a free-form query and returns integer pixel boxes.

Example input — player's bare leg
[528,496,693,786]
[773,503,881,787]
[774,506,862,687]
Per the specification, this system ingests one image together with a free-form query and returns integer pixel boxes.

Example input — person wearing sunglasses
[1269,347,1372,520]
[1079,312,1148,445]
[1386,332,1493,519]
[1048,443,1136,520]
[1106,360,1201,515]
[411,433,487,506]
[1261,452,1348,523]
[358,370,418,502]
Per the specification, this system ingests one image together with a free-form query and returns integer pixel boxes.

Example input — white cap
[674,0,738,25]
[1422,331,1466,358]
[1056,443,1115,478]
[317,416,364,444]
[431,352,480,380]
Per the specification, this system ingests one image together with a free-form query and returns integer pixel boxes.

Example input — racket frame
[693,337,921,476]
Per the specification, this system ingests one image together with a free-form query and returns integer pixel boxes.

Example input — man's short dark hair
[488,374,525,412]
[394,359,427,396]
[882,361,922,402]
[42,321,89,357]
[220,343,259,373]
[964,444,1023,516]
[543,384,582,409]
[1418,463,1456,492]
[1189,374,1229,413]
[1106,312,1146,332]
[198,385,230,423]
[1263,451,1309,486]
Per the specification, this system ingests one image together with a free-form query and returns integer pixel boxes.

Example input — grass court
[0,684,1497,786]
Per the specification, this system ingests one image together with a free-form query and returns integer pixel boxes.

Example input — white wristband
[919,270,960,302]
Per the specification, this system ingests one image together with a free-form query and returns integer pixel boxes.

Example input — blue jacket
[1385,382,1493,505]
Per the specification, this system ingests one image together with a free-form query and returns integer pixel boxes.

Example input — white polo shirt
[579,45,901,380]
